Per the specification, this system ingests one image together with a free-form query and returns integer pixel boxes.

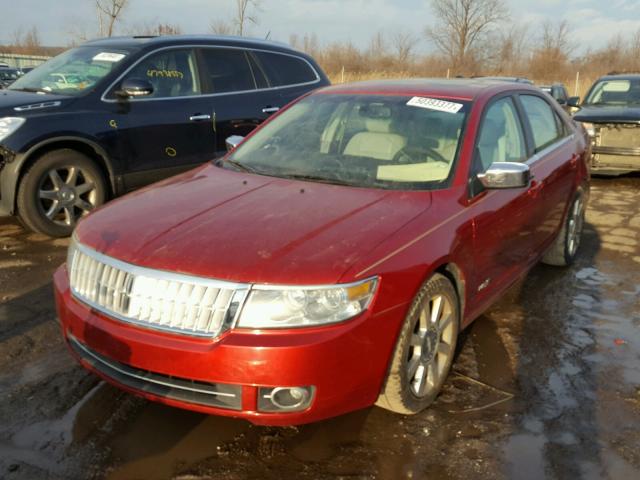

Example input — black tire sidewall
[17,149,106,237]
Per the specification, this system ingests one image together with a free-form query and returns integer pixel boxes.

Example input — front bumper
[54,266,406,425]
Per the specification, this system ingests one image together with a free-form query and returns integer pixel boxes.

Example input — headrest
[365,117,393,133]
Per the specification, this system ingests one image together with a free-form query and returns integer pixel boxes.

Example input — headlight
[0,117,25,142]
[580,122,596,137]
[237,277,378,328]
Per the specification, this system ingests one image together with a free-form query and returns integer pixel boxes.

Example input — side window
[121,49,200,99]
[253,51,318,87]
[475,97,526,172]
[520,95,561,151]
[199,48,256,94]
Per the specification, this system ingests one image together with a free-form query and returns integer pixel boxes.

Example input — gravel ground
[0,175,638,480]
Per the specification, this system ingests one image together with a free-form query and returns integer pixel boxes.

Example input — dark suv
[0,35,329,236]
[571,74,640,175]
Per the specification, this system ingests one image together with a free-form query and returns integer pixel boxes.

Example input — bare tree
[391,31,419,64]
[425,0,509,72]
[96,0,129,37]
[529,20,573,81]
[10,26,42,54]
[210,19,233,35]
[128,21,182,36]
[234,0,260,36]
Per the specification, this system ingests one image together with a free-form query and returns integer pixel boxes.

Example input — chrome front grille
[68,242,249,337]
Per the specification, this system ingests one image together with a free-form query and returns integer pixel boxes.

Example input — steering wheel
[393,147,448,164]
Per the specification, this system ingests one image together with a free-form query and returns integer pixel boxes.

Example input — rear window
[254,51,317,87]
[199,48,256,94]
[520,95,561,152]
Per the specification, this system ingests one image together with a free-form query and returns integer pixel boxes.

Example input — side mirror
[116,78,154,99]
[226,135,245,152]
[477,162,531,189]
[567,96,580,108]
[557,97,567,105]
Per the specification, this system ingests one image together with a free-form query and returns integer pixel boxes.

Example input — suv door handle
[190,114,211,121]
[262,106,280,114]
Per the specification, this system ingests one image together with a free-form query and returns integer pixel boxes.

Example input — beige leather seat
[343,118,407,161]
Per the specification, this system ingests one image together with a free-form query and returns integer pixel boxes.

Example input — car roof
[598,73,640,81]
[83,34,301,55]
[319,78,539,101]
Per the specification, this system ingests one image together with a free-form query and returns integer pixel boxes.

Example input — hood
[76,165,432,285]
[574,105,640,124]
[0,89,73,116]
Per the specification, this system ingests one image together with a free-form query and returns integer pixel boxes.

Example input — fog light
[258,386,315,412]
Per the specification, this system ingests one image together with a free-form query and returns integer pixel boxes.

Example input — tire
[16,149,107,237]
[542,191,585,267]
[376,273,460,414]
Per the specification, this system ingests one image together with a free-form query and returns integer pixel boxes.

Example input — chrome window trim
[525,134,575,166]
[100,44,321,103]
[70,241,251,338]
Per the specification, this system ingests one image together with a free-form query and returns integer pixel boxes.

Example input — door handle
[190,114,211,121]
[262,106,280,114]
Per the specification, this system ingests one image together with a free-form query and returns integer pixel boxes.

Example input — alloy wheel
[37,166,98,227]
[406,293,456,398]
[567,196,584,257]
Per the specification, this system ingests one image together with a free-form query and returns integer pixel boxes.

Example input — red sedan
[54,79,590,425]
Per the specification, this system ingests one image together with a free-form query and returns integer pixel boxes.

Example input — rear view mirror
[116,78,154,99]
[226,135,245,151]
[477,162,531,189]
[567,96,580,108]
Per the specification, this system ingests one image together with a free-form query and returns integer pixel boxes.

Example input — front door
[468,95,540,310]
[107,48,217,190]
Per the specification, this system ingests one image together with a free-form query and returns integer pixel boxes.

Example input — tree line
[3,0,640,94]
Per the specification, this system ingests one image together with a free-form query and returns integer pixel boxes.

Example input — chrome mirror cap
[116,78,154,98]
[477,162,531,189]
[226,135,245,152]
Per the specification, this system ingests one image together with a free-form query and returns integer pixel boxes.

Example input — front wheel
[542,191,586,267]
[376,273,459,415]
[17,149,107,237]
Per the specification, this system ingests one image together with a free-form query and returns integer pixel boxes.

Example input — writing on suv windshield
[9,46,132,96]
[223,94,469,190]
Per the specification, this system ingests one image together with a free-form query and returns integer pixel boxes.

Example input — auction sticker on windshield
[93,52,126,63]
[407,97,463,114]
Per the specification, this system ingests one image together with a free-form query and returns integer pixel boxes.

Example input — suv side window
[253,51,318,87]
[121,49,200,99]
[199,48,257,94]
[520,95,561,151]
[475,97,527,173]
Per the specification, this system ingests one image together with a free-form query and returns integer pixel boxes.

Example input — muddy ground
[0,176,639,480]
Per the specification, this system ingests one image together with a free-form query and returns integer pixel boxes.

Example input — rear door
[517,93,576,252]
[197,47,276,157]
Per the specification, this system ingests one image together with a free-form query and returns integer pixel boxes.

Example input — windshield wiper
[279,172,358,186]
[217,158,260,174]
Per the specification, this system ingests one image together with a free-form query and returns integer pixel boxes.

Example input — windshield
[584,79,640,106]
[9,46,133,96]
[223,94,469,190]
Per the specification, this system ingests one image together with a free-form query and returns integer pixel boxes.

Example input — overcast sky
[2,0,640,54]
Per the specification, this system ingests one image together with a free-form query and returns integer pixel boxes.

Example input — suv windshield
[9,46,133,96]
[223,94,469,190]
[584,79,640,106]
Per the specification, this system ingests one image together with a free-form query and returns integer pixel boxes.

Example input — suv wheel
[376,273,459,414]
[17,149,107,237]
